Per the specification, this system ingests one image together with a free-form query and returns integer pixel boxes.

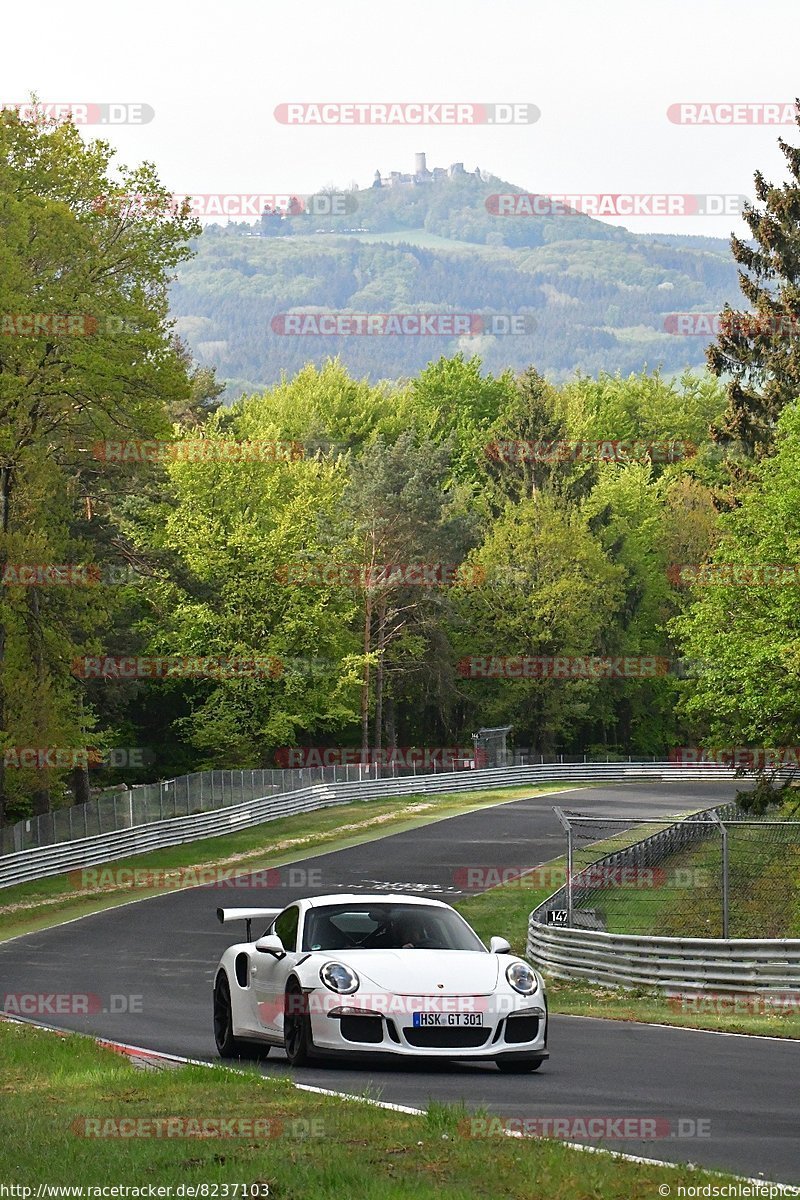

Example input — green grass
[0,783,583,943]
[290,228,516,254]
[0,1020,747,1198]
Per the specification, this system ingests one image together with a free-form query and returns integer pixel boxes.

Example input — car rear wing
[216,908,282,941]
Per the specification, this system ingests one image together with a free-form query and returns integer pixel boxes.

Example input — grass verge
[0,783,582,943]
[0,1019,745,1198]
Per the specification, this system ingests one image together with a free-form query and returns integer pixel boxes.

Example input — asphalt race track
[2,781,798,1185]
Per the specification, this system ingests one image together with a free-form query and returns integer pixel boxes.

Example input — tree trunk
[70,764,91,806]
[27,590,51,817]
[374,594,387,753]
[385,694,396,753]
[360,589,373,756]
[0,465,12,826]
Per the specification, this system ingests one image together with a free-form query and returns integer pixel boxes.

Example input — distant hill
[169,168,741,397]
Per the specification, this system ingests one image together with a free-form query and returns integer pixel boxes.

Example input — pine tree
[708,101,800,462]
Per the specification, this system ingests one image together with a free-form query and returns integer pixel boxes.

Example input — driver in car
[400,913,432,948]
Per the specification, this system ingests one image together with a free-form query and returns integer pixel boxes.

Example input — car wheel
[213,972,256,1058]
[496,1057,544,1074]
[284,979,314,1067]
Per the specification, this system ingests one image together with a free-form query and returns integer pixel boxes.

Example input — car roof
[303,893,451,909]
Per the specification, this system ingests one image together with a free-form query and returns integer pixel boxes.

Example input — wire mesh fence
[0,750,650,857]
[549,806,800,939]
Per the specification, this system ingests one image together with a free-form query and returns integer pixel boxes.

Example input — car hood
[330,949,500,996]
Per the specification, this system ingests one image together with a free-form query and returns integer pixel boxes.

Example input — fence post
[709,812,730,938]
[554,807,573,927]
[721,821,730,938]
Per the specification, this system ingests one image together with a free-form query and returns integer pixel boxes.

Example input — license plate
[412,1012,484,1027]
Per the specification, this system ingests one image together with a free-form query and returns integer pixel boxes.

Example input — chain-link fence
[549,806,800,939]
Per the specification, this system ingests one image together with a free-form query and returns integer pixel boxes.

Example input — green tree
[341,431,479,752]
[0,106,199,820]
[673,399,800,745]
[453,492,624,753]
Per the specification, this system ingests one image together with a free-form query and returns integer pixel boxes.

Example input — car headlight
[319,961,360,994]
[506,961,539,996]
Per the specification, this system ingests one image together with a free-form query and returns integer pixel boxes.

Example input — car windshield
[301,903,485,952]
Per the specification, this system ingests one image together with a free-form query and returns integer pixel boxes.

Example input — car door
[250,904,301,1039]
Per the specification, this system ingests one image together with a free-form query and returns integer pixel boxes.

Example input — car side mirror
[489,936,511,954]
[254,934,286,958]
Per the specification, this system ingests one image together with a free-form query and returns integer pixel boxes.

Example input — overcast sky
[4,0,800,236]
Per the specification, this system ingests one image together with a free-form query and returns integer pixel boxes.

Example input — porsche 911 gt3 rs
[212,893,548,1072]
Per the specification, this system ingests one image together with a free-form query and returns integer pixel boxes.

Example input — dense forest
[3,106,800,823]
[170,170,739,392]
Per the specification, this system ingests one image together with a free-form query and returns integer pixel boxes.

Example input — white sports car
[212,893,548,1072]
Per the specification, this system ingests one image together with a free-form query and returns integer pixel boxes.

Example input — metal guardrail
[527,798,800,992]
[0,761,742,889]
[0,754,654,855]
[526,923,800,993]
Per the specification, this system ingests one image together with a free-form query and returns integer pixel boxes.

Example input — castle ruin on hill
[372,152,486,188]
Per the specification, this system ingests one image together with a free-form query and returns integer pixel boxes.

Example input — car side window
[273,905,299,953]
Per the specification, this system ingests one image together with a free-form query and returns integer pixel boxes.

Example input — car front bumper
[307,996,548,1061]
